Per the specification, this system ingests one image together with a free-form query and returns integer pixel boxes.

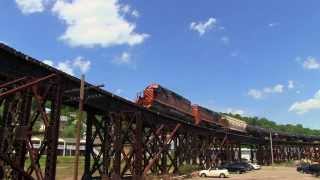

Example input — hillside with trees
[226,113,320,136]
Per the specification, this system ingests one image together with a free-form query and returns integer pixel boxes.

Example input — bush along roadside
[178,164,200,178]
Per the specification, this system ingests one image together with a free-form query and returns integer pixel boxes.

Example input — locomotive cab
[136,84,194,123]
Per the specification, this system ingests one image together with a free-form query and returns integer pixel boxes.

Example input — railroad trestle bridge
[0,43,319,179]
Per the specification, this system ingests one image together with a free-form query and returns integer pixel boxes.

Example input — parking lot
[192,166,318,180]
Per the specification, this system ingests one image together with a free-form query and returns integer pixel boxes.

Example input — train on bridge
[136,84,320,142]
[137,83,260,134]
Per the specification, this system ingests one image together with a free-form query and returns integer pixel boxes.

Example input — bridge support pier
[0,75,63,180]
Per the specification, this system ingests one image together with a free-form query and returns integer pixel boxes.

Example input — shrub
[178,164,199,175]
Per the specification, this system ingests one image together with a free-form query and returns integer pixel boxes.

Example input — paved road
[191,166,317,180]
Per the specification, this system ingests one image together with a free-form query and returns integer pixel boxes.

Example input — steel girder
[83,110,283,179]
[254,143,320,165]
[82,111,235,179]
[0,74,63,180]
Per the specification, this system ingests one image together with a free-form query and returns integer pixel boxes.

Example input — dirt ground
[191,166,318,180]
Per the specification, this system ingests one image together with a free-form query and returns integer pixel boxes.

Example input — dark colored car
[220,163,247,174]
[297,163,320,175]
[309,164,320,176]
[236,162,254,171]
[297,163,312,174]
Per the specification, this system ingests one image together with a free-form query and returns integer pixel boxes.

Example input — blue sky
[1,0,320,128]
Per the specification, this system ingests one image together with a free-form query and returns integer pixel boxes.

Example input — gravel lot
[191,166,318,180]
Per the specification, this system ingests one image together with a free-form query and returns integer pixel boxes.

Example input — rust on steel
[143,123,182,175]
[0,76,26,89]
[0,73,56,98]
[74,74,85,180]
[0,69,61,179]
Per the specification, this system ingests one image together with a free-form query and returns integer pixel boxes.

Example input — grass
[25,156,196,179]
[56,156,85,180]
[274,160,297,167]
[25,156,85,180]
[178,164,200,175]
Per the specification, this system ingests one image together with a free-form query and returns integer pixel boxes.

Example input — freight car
[136,84,194,123]
[192,105,223,128]
[246,124,270,136]
[220,115,248,133]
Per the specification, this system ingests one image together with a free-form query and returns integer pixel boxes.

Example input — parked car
[297,163,312,174]
[297,163,320,175]
[236,162,254,171]
[220,163,247,174]
[199,168,229,178]
[309,164,320,176]
[249,163,261,170]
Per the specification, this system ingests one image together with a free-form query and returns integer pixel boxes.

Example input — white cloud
[190,17,217,36]
[57,60,74,75]
[115,89,123,95]
[15,0,45,14]
[43,59,54,66]
[226,108,245,115]
[112,51,132,65]
[275,84,284,92]
[221,36,230,44]
[303,57,320,70]
[248,89,263,99]
[263,84,284,93]
[120,52,130,63]
[52,0,149,48]
[73,56,91,73]
[288,80,294,89]
[289,90,320,114]
[120,4,130,14]
[0,41,8,45]
[132,10,139,18]
[248,84,285,99]
[42,56,91,75]
[120,4,139,18]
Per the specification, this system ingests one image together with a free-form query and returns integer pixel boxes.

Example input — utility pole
[270,129,274,166]
[74,74,85,180]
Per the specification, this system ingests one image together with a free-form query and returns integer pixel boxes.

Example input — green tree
[226,113,320,136]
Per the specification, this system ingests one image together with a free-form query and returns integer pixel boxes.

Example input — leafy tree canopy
[225,113,320,136]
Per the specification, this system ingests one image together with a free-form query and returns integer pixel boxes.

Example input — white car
[249,163,261,170]
[199,168,229,178]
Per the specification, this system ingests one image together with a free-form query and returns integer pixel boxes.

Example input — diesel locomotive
[136,84,194,123]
